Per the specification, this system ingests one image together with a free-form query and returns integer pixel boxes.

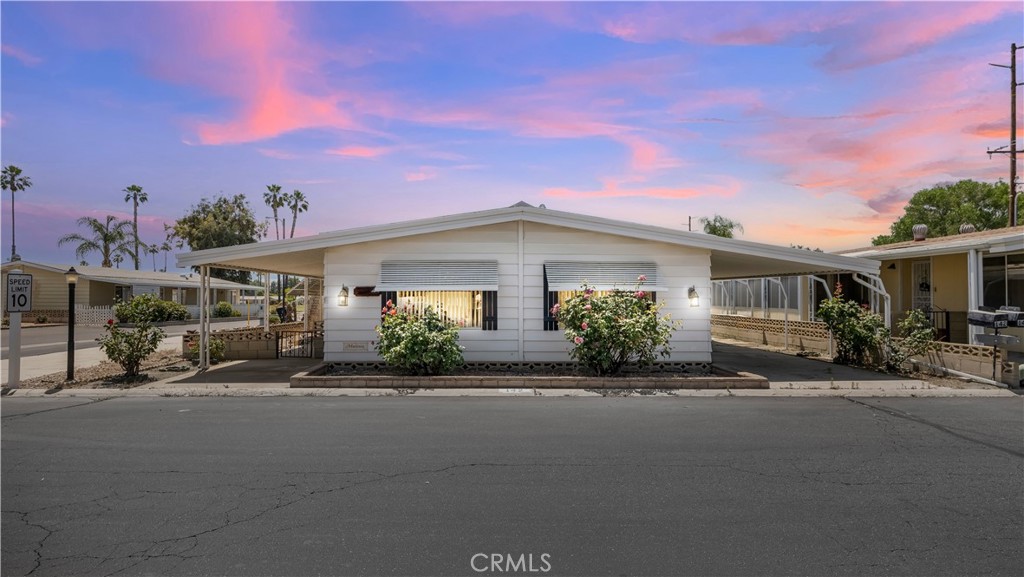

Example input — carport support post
[199,265,209,370]
[303,276,309,331]
[263,273,271,331]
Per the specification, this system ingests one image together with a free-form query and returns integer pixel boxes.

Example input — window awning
[376,260,499,291]
[544,261,665,291]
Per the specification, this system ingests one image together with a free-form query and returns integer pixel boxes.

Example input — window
[543,262,661,331]
[984,253,1024,309]
[376,261,499,330]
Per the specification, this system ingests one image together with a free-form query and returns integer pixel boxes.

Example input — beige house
[839,225,1024,347]
[1,261,254,322]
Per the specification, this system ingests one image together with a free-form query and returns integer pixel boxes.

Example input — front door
[912,260,932,310]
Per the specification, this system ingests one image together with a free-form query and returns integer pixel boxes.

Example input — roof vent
[912,224,928,241]
[959,223,976,234]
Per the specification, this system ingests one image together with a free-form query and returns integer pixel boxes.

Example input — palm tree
[123,184,148,270]
[1,165,33,261]
[286,189,309,239]
[263,184,285,240]
[57,216,133,268]
[113,254,123,268]
[698,214,744,238]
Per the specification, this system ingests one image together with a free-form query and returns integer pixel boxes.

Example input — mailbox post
[968,309,1020,383]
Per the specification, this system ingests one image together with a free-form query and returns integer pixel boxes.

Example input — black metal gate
[277,330,323,358]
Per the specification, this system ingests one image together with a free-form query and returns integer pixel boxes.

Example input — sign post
[5,270,32,389]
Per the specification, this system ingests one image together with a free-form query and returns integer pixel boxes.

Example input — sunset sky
[1,0,1021,269]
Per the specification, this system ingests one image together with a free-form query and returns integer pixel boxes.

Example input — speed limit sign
[6,273,33,313]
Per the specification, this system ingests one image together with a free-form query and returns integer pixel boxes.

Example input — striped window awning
[544,261,664,291]
[376,261,499,291]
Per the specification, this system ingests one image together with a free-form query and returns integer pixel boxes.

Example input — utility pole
[987,43,1022,227]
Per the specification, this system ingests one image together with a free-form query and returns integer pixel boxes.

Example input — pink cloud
[615,136,682,172]
[326,145,393,159]
[258,148,298,160]
[405,167,439,182]
[544,177,740,200]
[1,44,43,66]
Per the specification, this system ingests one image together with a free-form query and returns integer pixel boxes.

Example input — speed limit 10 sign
[6,273,33,313]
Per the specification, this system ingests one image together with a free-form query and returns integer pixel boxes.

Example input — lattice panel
[711,314,829,339]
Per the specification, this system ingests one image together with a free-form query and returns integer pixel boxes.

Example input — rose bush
[552,278,679,376]
[374,300,464,375]
[98,318,165,379]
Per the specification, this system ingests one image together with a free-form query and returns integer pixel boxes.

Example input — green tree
[123,184,149,270]
[285,189,308,239]
[871,180,1013,245]
[57,215,133,268]
[699,214,744,238]
[1,165,33,261]
[172,194,267,283]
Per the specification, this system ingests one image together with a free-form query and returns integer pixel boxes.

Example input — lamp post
[65,267,79,381]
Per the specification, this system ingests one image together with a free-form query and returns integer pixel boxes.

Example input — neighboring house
[177,203,881,367]
[1,261,254,321]
[839,225,1024,348]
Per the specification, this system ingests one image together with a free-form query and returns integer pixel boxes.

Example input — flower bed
[290,362,767,389]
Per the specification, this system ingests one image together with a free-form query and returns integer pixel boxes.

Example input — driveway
[712,340,924,386]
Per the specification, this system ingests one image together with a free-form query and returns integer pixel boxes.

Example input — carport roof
[176,203,880,280]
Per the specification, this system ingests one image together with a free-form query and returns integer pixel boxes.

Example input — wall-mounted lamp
[337,285,350,307]
[688,286,700,308]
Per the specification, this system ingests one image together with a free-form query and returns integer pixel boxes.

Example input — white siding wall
[322,221,713,363]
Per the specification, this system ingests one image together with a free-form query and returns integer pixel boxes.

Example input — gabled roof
[1,261,256,291]
[176,203,881,280]
[838,226,1024,260]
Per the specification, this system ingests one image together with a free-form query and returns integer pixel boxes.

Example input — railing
[277,330,324,358]
[920,309,951,342]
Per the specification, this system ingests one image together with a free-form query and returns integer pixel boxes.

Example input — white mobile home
[177,203,882,368]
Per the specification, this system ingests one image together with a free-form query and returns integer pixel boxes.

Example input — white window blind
[544,261,664,291]
[377,261,499,291]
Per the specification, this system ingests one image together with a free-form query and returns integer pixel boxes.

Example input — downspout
[967,249,981,344]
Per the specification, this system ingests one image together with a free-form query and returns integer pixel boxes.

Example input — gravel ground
[13,350,191,389]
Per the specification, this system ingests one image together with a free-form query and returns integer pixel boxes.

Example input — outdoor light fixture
[688,286,700,308]
[337,285,350,307]
[65,267,79,382]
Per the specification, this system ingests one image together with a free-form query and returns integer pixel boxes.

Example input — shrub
[115,294,190,323]
[213,301,239,318]
[816,284,886,367]
[885,309,936,372]
[552,278,679,376]
[188,336,226,364]
[375,301,464,375]
[35,315,48,324]
[98,319,165,378]
[269,313,281,324]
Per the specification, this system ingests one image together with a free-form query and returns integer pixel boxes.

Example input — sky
[1,0,1021,270]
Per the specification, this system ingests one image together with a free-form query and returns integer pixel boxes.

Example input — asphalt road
[1,320,253,357]
[2,396,1022,577]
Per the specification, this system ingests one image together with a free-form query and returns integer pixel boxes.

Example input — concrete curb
[3,385,1017,399]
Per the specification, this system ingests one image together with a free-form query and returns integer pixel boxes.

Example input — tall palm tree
[1,165,33,261]
[123,184,148,270]
[286,189,308,239]
[263,184,285,240]
[57,216,133,268]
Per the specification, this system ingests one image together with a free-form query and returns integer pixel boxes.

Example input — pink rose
[584,304,592,311]
[580,322,588,330]
[635,291,646,298]
[637,274,647,282]
[573,336,584,345]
